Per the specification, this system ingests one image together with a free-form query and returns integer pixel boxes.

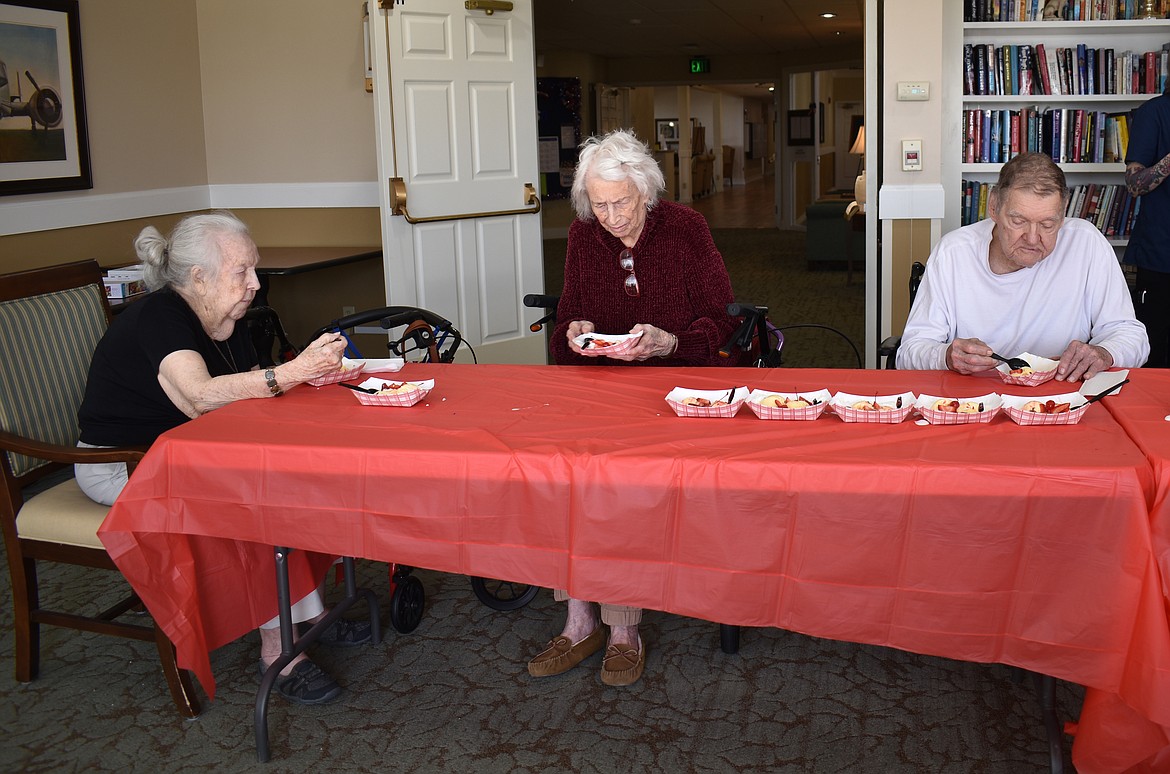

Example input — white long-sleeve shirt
[897,217,1149,371]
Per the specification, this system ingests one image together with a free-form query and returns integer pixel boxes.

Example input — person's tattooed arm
[1126,153,1170,196]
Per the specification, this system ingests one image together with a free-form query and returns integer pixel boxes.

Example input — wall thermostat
[896,81,930,101]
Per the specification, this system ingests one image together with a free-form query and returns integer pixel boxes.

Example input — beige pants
[553,590,641,626]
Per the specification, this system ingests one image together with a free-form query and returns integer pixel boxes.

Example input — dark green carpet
[541,229,865,369]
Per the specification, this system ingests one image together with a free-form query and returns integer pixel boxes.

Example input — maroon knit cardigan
[550,200,744,367]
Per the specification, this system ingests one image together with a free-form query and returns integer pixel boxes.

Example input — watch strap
[264,369,283,397]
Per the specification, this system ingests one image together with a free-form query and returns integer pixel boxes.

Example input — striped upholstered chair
[0,260,200,718]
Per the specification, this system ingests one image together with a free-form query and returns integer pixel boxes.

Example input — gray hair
[991,152,1070,207]
[137,210,251,291]
[570,129,665,220]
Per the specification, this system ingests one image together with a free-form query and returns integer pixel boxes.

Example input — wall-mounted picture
[787,109,813,146]
[656,118,679,145]
[0,0,90,196]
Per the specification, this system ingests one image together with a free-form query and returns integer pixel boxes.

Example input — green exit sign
[690,56,710,74]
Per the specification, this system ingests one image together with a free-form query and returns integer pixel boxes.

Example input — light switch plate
[897,81,930,101]
[902,140,922,171]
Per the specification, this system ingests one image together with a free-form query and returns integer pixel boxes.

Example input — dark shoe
[600,639,645,687]
[258,659,343,705]
[527,627,605,677]
[298,617,373,647]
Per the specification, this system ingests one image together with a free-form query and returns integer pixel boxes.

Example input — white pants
[76,443,324,628]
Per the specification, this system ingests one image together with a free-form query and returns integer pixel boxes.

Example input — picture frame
[786,109,813,146]
[0,0,91,196]
[656,118,679,145]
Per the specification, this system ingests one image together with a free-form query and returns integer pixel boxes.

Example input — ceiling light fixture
[821,12,836,18]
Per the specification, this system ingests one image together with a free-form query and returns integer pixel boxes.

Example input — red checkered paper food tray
[1001,392,1089,425]
[829,391,916,424]
[746,388,831,420]
[351,377,434,407]
[996,352,1058,387]
[306,359,365,387]
[664,386,748,418]
[571,331,643,356]
[915,393,1002,425]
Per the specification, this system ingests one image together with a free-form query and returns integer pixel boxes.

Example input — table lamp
[849,125,866,209]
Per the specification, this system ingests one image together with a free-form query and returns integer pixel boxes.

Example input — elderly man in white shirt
[897,152,1149,381]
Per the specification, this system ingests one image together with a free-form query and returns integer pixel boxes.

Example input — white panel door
[368,0,545,364]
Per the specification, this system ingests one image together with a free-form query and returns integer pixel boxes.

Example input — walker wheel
[469,577,539,611]
[389,575,424,633]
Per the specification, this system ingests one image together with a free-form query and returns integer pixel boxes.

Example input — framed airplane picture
[0,0,91,195]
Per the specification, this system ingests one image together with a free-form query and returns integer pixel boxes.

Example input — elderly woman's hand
[566,320,596,355]
[284,332,347,382]
[608,324,677,362]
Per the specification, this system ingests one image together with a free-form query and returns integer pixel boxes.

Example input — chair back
[0,261,111,479]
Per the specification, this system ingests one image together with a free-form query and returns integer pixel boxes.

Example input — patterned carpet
[541,228,867,369]
[1,553,1082,773]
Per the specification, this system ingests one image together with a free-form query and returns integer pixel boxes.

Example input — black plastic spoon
[990,352,1031,370]
[337,382,378,394]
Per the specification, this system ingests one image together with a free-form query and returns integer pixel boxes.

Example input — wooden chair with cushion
[0,260,200,718]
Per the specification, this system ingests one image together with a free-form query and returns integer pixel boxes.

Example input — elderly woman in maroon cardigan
[529,129,741,688]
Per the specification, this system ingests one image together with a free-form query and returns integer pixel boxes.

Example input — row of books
[961,180,1143,237]
[962,107,1131,164]
[964,42,1169,96]
[966,0,1156,21]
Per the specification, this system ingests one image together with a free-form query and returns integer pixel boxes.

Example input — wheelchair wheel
[389,575,425,633]
[469,576,539,611]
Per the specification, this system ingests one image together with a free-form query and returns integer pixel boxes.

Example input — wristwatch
[264,369,283,397]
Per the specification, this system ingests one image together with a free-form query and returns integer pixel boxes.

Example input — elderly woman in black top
[76,211,369,705]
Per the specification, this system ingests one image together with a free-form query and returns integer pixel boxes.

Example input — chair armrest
[877,336,900,356]
[0,428,146,466]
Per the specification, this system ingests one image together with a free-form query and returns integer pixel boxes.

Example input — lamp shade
[849,125,865,156]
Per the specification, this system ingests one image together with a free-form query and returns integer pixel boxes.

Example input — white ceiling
[533,0,865,60]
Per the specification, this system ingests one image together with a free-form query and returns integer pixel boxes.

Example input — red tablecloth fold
[100,365,1170,772]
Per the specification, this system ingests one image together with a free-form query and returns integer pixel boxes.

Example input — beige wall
[881,0,944,190]
[1,0,379,274]
[48,0,206,198]
[881,0,947,334]
[196,0,377,184]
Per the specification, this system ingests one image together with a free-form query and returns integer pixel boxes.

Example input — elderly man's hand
[1055,341,1113,382]
[566,320,596,355]
[944,337,999,375]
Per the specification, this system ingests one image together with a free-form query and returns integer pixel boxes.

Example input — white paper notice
[538,137,559,173]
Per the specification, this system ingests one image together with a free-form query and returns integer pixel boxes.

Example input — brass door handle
[389,178,540,223]
[465,1,513,15]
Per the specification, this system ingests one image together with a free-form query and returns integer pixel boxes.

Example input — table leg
[254,548,381,763]
[1031,671,1065,774]
[720,624,740,654]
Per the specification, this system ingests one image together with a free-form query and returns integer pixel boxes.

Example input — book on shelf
[964,44,976,95]
[1071,109,1084,162]
[1019,44,1034,95]
[989,109,1002,163]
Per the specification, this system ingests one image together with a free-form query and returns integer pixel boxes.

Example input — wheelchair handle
[523,294,559,309]
[727,302,769,318]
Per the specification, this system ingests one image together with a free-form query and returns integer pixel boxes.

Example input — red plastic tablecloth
[100,364,1170,772]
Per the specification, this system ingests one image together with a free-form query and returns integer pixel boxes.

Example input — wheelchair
[876,261,926,369]
[311,306,541,622]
